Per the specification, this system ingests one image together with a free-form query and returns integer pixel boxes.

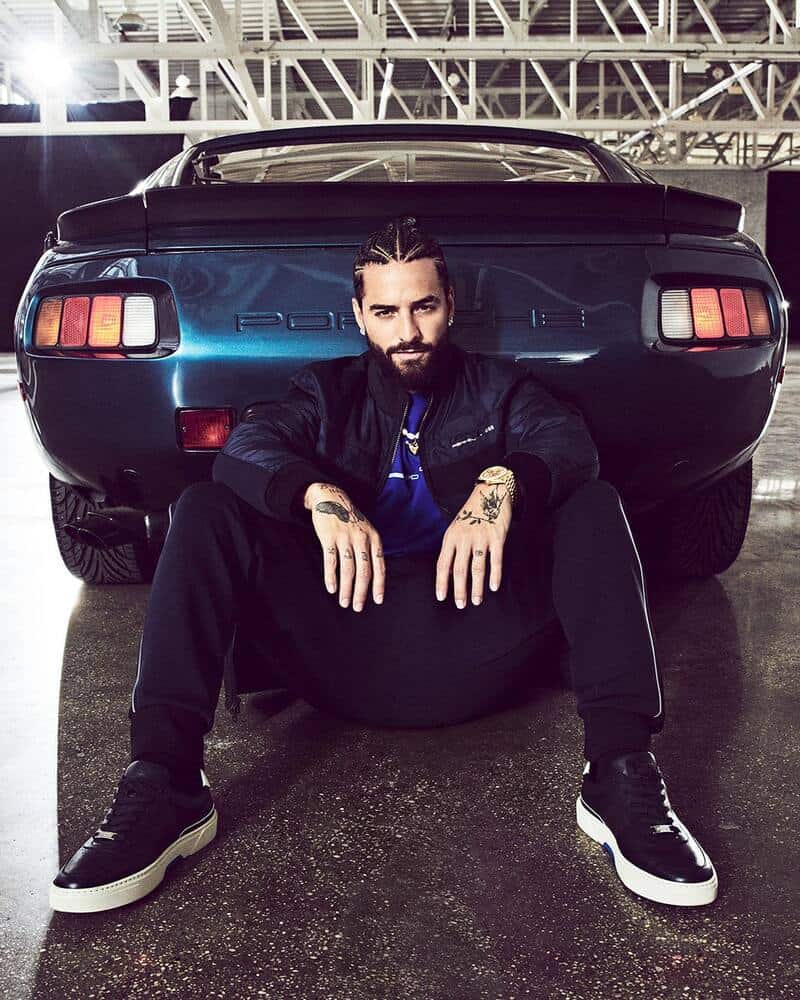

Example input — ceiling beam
[280,0,367,119]
[389,0,468,120]
[691,0,766,118]
[616,59,763,152]
[3,38,798,61]
[0,118,798,137]
[201,0,271,126]
[177,0,252,120]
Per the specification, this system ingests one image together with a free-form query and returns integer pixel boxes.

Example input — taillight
[719,289,749,337]
[743,288,770,336]
[88,295,122,347]
[660,290,693,340]
[177,409,235,450]
[33,293,157,350]
[690,288,724,339]
[122,295,158,346]
[34,298,62,346]
[61,296,91,346]
[660,286,772,342]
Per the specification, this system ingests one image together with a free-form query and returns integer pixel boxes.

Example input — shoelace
[92,774,161,843]
[623,760,685,842]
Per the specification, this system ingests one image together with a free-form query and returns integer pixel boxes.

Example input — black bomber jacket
[211,342,600,532]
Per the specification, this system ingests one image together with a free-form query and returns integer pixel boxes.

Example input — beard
[365,332,451,394]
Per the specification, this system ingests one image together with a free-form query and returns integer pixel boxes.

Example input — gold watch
[476,465,518,507]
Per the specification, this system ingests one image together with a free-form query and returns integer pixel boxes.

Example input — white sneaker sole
[49,805,218,914]
[576,795,718,907]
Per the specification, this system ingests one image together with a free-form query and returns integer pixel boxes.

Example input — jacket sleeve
[211,369,334,524]
[501,373,600,523]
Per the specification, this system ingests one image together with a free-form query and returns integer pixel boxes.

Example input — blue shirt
[372,391,451,557]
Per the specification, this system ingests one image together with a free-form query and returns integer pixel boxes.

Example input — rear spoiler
[55,181,744,249]
[664,185,743,232]
[57,194,146,253]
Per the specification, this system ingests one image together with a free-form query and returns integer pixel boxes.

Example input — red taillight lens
[88,295,123,347]
[61,296,91,347]
[744,288,770,336]
[719,288,749,337]
[178,409,234,450]
[690,288,724,339]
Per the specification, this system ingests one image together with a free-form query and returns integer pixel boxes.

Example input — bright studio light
[20,43,72,91]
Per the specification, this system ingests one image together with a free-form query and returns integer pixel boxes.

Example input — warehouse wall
[647,167,768,250]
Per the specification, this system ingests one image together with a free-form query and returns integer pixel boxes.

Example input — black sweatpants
[129,478,665,770]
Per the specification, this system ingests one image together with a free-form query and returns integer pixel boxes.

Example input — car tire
[634,459,753,581]
[48,474,155,584]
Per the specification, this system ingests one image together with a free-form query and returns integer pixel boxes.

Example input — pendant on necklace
[407,439,419,455]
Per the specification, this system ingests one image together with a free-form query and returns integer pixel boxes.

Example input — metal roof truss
[0,0,797,167]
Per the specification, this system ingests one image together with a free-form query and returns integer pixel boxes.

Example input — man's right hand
[303,483,385,612]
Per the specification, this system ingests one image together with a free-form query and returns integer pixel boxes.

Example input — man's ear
[352,296,365,334]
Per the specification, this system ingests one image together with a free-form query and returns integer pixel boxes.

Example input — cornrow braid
[353,215,450,304]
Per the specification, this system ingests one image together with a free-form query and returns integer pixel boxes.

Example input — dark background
[0,98,192,350]
[766,170,798,341]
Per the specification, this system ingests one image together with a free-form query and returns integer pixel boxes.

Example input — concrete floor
[1,348,798,1000]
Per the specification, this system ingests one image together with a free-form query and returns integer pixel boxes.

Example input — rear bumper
[16,334,784,513]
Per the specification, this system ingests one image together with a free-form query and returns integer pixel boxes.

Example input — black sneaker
[576,751,718,907]
[50,760,217,914]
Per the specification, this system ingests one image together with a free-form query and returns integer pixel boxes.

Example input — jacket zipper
[377,397,409,495]
[417,398,451,517]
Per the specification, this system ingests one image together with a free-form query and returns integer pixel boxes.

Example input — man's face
[352,257,455,394]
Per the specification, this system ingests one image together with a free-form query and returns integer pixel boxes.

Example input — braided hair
[352,215,450,304]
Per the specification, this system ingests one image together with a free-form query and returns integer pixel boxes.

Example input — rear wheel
[48,474,155,584]
[632,460,753,580]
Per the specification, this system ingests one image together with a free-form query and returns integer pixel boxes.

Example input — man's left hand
[435,482,513,608]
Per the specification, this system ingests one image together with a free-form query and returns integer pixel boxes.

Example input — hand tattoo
[315,498,369,524]
[316,501,353,523]
[456,485,508,525]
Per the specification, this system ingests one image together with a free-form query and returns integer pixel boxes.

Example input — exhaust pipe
[64,506,171,552]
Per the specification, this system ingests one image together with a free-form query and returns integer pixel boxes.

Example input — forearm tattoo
[456,485,508,525]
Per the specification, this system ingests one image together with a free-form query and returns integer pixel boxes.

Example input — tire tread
[49,475,152,584]
[660,460,753,580]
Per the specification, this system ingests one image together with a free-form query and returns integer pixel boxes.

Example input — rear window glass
[189,140,607,184]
